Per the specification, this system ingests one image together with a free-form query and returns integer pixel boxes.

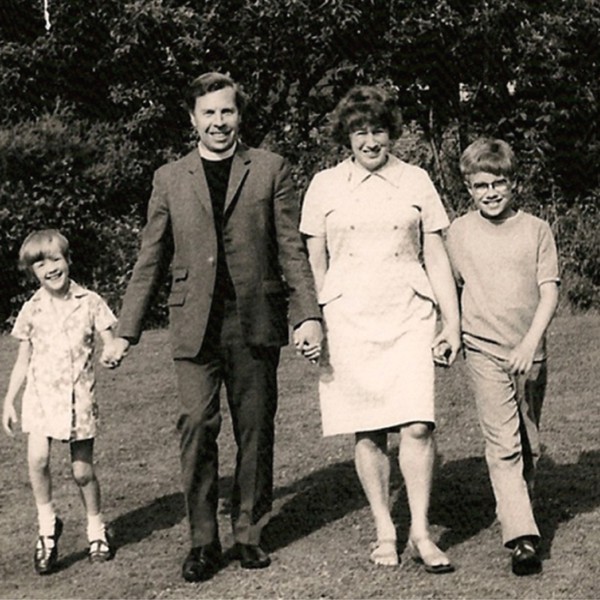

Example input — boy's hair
[330,85,402,147]
[19,229,70,271]
[184,72,248,115]
[460,138,516,178]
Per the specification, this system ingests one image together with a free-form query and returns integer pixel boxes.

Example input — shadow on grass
[82,449,598,564]
[110,493,186,547]
[263,448,600,557]
[263,459,365,552]
[535,449,600,558]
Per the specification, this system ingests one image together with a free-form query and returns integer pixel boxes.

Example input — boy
[446,138,559,575]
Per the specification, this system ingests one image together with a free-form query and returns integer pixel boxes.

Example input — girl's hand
[2,401,18,436]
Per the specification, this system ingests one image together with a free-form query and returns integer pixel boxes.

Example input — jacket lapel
[183,150,213,218]
[224,145,251,214]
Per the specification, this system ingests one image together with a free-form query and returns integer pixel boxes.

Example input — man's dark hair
[185,72,248,114]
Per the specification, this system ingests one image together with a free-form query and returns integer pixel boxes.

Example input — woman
[299,86,460,572]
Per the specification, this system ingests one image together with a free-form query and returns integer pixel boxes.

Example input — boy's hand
[2,401,18,436]
[507,340,536,374]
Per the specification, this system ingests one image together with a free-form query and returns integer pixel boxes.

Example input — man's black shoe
[182,541,222,582]
[511,537,542,576]
[34,517,63,575]
[236,543,271,569]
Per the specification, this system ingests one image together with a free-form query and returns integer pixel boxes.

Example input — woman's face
[349,125,390,172]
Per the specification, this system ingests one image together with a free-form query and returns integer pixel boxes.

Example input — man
[111,72,322,582]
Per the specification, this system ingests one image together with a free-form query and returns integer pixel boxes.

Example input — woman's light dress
[300,155,450,436]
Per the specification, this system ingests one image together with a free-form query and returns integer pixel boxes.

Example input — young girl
[2,229,118,574]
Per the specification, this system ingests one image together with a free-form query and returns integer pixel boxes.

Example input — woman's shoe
[369,539,399,566]
[407,538,455,574]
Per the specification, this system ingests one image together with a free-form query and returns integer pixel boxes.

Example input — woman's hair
[18,229,70,271]
[459,138,516,178]
[330,85,402,147]
[184,72,248,115]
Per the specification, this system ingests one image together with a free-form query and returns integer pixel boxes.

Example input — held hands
[100,337,130,369]
[2,400,18,436]
[431,326,461,367]
[293,319,323,364]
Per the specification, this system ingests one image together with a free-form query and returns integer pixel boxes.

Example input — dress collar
[31,280,88,303]
[346,154,406,191]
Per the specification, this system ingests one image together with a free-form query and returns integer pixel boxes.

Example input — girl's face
[349,125,390,172]
[31,251,70,297]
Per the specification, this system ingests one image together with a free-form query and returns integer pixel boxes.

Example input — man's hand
[2,400,18,436]
[293,319,323,363]
[101,337,130,369]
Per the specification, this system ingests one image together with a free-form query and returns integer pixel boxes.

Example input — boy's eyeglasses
[471,178,511,194]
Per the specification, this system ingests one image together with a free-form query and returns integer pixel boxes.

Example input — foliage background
[1,0,599,326]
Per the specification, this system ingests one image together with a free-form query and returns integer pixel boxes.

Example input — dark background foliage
[1,0,598,327]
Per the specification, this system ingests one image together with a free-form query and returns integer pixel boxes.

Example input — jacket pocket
[167,290,187,306]
[168,267,188,306]
[172,267,188,282]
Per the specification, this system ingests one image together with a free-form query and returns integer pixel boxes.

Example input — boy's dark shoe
[235,543,271,569]
[34,517,63,575]
[182,541,222,582]
[511,537,542,576]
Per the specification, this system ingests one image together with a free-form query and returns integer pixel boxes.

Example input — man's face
[190,86,241,154]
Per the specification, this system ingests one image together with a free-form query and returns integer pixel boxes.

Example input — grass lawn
[0,313,598,599]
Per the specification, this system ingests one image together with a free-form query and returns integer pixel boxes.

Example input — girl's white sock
[37,502,57,537]
[87,512,106,542]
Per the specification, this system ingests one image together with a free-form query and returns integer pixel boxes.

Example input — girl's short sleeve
[91,294,118,332]
[413,168,450,233]
[11,302,33,341]
[299,173,328,237]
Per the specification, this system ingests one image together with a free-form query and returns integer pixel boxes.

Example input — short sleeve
[299,173,327,237]
[414,169,450,233]
[91,294,118,332]
[445,220,464,285]
[537,222,560,286]
[11,302,33,341]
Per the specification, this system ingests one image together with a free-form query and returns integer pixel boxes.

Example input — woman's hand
[293,319,323,364]
[2,399,18,436]
[431,326,461,367]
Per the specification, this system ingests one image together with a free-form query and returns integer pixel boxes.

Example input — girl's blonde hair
[18,229,70,271]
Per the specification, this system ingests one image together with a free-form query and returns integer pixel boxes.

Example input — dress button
[350,225,355,230]
[393,225,398,229]
[208,256,215,265]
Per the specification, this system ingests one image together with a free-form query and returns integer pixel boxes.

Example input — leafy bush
[0,106,168,327]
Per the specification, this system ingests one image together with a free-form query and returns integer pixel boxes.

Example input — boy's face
[31,251,70,297]
[466,171,516,221]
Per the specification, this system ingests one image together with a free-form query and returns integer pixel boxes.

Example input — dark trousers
[174,300,280,547]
